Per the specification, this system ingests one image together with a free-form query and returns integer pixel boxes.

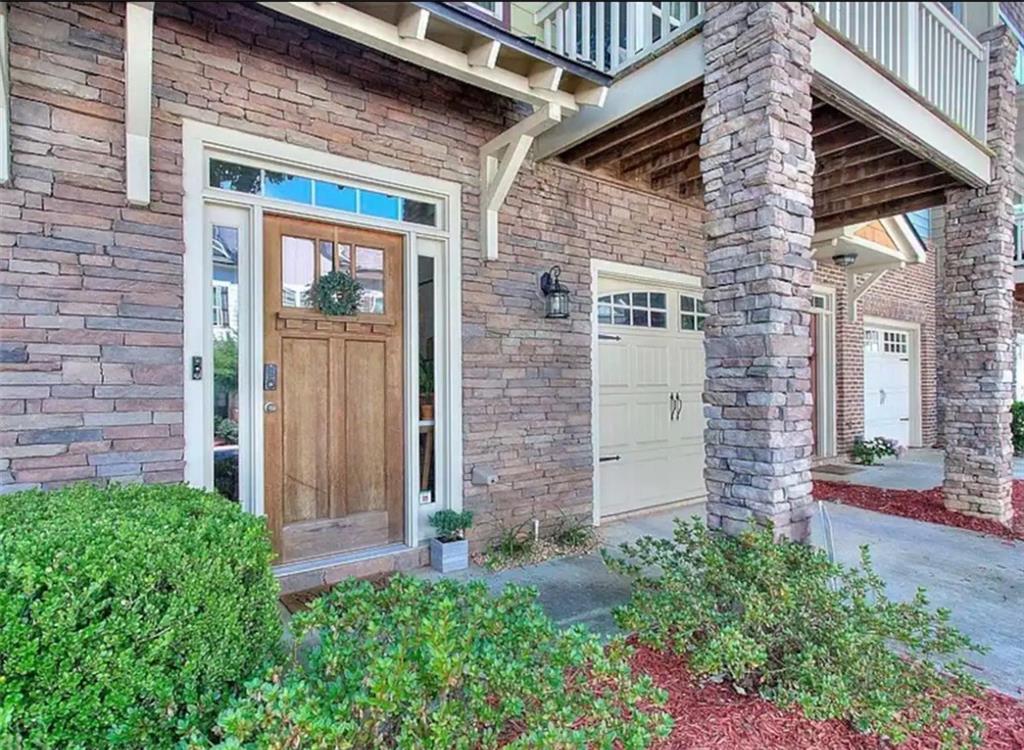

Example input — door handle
[879,388,886,405]
[599,455,621,463]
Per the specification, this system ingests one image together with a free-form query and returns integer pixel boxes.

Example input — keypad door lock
[191,356,203,381]
[264,363,278,391]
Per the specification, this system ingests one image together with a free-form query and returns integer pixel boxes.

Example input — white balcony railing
[813,2,988,140]
[535,2,987,141]
[535,2,704,74]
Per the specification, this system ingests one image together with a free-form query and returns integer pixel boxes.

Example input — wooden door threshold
[275,542,429,596]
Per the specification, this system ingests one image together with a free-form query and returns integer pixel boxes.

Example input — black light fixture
[831,252,858,268]
[540,265,570,319]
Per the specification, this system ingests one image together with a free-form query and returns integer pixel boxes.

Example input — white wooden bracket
[480,102,562,261]
[846,263,903,323]
[0,2,10,185]
[125,1,154,205]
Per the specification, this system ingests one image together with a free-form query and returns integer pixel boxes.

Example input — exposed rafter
[480,103,562,260]
[397,6,430,40]
[467,38,500,69]
[124,1,154,205]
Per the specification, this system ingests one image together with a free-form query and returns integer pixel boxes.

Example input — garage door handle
[879,388,886,405]
[598,333,621,341]
[599,455,621,463]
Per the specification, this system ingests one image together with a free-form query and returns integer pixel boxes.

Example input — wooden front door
[263,215,404,563]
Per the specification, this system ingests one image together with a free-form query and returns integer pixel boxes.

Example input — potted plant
[420,355,434,421]
[429,509,473,573]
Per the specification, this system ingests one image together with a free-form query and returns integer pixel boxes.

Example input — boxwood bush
[605,519,984,746]
[1011,401,1024,455]
[0,483,281,747]
[202,575,672,749]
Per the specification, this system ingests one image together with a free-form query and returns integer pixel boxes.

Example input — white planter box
[430,538,469,573]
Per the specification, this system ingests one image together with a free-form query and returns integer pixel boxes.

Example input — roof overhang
[258,2,610,112]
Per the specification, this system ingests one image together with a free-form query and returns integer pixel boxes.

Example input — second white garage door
[596,277,706,518]
[863,326,912,447]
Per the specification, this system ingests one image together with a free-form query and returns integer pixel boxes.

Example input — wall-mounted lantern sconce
[540,265,570,319]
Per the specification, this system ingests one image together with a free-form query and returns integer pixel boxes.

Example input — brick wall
[812,238,938,454]
[0,2,705,538]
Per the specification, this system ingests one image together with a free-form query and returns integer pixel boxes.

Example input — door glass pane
[281,236,315,308]
[337,243,352,274]
[355,246,385,313]
[319,240,334,276]
[211,223,240,503]
[418,256,436,504]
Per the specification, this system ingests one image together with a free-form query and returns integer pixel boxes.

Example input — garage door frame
[863,315,923,448]
[590,259,704,526]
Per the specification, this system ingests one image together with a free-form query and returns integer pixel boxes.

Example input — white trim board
[181,120,463,576]
[589,259,704,526]
[863,316,924,448]
[810,284,838,460]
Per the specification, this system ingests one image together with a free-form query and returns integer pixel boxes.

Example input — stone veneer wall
[939,24,1018,523]
[699,1,816,540]
[0,2,706,540]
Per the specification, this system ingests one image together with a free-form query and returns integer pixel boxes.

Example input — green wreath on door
[307,270,364,316]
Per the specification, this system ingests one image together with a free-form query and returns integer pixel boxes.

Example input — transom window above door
[208,158,439,228]
[597,291,668,328]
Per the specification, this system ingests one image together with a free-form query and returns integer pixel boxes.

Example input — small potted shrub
[429,509,473,572]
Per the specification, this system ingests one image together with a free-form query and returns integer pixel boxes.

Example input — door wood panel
[263,214,404,563]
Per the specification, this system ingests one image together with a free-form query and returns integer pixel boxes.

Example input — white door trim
[589,259,703,526]
[863,315,923,448]
[810,285,837,459]
[181,120,463,573]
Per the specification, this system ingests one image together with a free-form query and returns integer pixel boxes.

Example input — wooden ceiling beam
[623,141,699,180]
[815,189,948,232]
[812,105,855,138]
[616,127,701,175]
[814,161,944,205]
[815,149,929,193]
[561,86,702,165]
[650,155,701,191]
[816,138,904,177]
[813,121,883,159]
[815,177,955,224]
[584,106,702,170]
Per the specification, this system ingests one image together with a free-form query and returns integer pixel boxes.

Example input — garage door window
[680,294,707,331]
[864,329,880,352]
[883,331,908,354]
[597,291,667,328]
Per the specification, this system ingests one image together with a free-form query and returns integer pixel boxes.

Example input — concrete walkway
[420,495,1024,697]
[813,447,1024,490]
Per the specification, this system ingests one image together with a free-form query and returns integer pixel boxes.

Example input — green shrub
[604,519,984,746]
[850,436,901,465]
[0,483,281,747]
[1011,401,1024,455]
[428,508,473,542]
[202,575,672,749]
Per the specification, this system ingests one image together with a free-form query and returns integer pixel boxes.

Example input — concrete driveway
[422,495,1023,697]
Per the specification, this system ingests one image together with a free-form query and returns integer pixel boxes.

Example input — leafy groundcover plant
[199,575,673,749]
[604,519,986,747]
[0,483,281,748]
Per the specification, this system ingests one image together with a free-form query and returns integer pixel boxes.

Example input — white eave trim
[125,1,154,205]
[0,1,10,185]
[259,1,589,113]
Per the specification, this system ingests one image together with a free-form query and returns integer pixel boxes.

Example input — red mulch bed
[633,644,1024,749]
[812,480,1024,542]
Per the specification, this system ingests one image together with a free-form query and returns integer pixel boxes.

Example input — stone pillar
[940,25,1018,525]
[700,2,816,541]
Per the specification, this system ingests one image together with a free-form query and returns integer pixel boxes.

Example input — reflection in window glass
[209,159,261,194]
[597,291,668,329]
[265,171,312,203]
[355,246,385,313]
[402,199,437,227]
[211,224,240,503]
[281,236,315,308]
[315,181,357,212]
[319,240,334,276]
[360,191,400,220]
[680,294,707,332]
[418,255,436,504]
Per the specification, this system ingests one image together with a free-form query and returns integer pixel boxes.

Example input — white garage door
[596,278,705,518]
[863,327,911,446]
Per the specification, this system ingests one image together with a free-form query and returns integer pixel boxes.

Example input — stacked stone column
[940,25,1018,525]
[699,2,817,541]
